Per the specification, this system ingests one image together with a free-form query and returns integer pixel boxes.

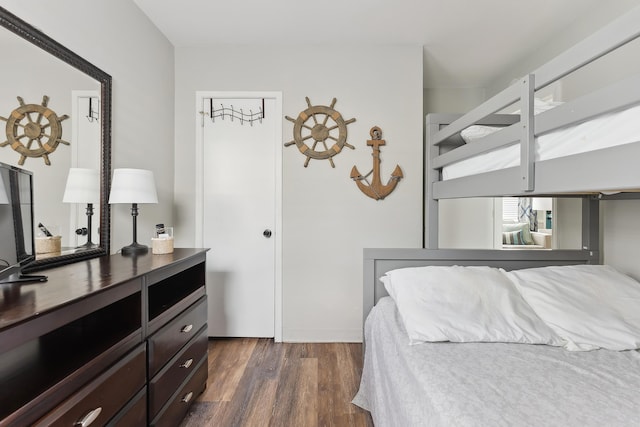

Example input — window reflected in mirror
[500,197,553,249]
[498,197,582,250]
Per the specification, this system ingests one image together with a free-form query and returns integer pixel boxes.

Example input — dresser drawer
[109,388,147,427]
[149,326,207,418]
[150,355,208,427]
[148,297,207,377]
[34,344,146,427]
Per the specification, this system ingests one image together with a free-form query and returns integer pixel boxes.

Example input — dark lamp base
[121,242,149,256]
[76,242,99,251]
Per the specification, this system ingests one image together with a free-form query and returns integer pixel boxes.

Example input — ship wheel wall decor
[284,97,356,167]
[350,126,403,200]
[0,95,70,165]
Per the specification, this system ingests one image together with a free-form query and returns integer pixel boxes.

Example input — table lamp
[532,197,553,229]
[108,168,158,255]
[62,168,100,249]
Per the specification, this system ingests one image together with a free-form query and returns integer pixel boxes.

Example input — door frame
[70,90,100,247]
[194,91,283,342]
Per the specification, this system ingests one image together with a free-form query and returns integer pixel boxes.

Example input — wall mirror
[496,196,583,250]
[0,6,111,269]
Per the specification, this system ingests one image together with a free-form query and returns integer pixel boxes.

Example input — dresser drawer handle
[181,324,193,333]
[180,358,194,369]
[182,391,194,403]
[75,407,102,427]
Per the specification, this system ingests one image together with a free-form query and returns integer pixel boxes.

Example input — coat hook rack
[86,96,99,123]
[199,98,265,126]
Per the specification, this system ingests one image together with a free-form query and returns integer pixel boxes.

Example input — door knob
[263,229,272,238]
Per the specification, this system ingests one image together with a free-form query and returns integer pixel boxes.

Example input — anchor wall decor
[350,126,403,200]
[284,97,356,167]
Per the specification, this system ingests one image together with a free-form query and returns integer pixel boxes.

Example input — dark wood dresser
[0,248,208,427]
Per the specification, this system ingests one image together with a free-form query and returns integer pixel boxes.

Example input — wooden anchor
[350,126,403,200]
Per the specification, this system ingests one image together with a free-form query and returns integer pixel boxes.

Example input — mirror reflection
[0,29,100,259]
[497,197,582,250]
[0,19,104,261]
[499,197,553,249]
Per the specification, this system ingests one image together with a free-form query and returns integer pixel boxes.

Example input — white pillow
[460,99,563,143]
[506,265,640,351]
[533,97,563,114]
[381,265,564,346]
[460,125,500,143]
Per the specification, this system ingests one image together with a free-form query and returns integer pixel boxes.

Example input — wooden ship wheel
[284,97,356,167]
[0,96,69,165]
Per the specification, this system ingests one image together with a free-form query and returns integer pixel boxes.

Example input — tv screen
[0,162,36,284]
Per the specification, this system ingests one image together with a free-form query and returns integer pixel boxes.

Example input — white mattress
[442,104,640,180]
[352,297,640,427]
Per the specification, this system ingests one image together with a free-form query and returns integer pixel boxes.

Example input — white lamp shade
[0,172,8,204]
[108,168,158,204]
[532,197,553,211]
[62,168,100,204]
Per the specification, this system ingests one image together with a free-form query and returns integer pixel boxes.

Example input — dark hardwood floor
[180,338,374,427]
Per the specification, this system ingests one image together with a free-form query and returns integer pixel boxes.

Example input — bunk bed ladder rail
[519,74,534,192]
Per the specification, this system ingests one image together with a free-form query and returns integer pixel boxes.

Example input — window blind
[502,197,519,222]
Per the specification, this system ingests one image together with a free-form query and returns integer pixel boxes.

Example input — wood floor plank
[246,337,287,376]
[238,378,279,426]
[336,343,366,416]
[270,352,318,427]
[316,343,339,426]
[200,338,258,402]
[215,341,285,426]
[180,339,373,427]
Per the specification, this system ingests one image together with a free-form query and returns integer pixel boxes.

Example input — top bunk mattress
[442,103,640,181]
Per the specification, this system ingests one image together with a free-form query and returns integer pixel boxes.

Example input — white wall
[175,45,423,341]
[602,200,640,281]
[1,0,175,252]
[8,2,422,342]
[485,0,640,97]
[423,87,485,114]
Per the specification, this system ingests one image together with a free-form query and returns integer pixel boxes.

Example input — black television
[0,162,46,285]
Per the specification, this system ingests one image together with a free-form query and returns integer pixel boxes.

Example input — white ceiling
[133,0,628,89]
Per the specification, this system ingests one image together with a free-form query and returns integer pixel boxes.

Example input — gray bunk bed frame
[425,4,640,250]
[363,5,640,323]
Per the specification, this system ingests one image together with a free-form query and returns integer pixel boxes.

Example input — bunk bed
[353,5,640,426]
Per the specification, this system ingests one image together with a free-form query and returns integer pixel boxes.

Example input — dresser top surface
[0,248,207,332]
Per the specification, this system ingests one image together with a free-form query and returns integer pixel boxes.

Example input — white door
[69,91,101,247]
[197,92,281,338]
